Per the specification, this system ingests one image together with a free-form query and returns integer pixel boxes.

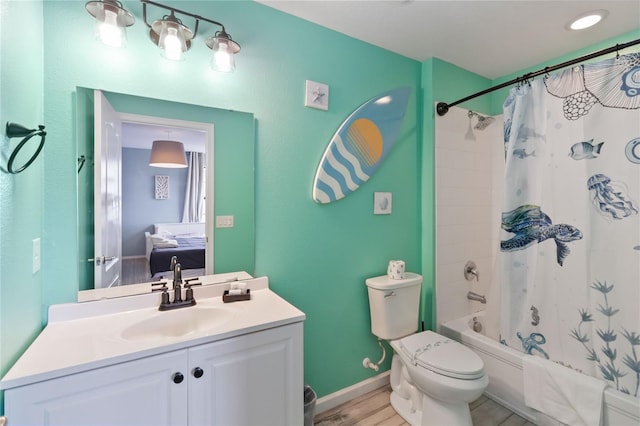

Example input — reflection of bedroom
[121,123,207,285]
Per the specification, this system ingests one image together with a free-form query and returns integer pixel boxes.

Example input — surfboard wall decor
[312,87,411,204]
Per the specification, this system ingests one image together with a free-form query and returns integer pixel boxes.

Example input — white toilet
[366,273,488,426]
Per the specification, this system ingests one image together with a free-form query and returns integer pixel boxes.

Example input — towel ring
[5,122,47,174]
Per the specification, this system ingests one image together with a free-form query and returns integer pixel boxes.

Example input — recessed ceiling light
[568,10,609,31]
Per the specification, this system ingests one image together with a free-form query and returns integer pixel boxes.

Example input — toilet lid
[398,331,484,380]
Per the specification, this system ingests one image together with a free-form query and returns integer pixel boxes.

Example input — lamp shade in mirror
[149,140,187,168]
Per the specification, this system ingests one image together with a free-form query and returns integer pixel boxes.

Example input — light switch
[216,215,234,228]
[32,238,41,273]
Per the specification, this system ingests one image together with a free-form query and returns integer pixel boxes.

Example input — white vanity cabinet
[4,322,304,426]
[189,322,303,425]
[4,350,188,426]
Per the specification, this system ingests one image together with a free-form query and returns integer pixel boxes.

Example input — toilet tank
[365,273,422,340]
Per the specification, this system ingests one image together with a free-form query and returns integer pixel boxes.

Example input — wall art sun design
[312,87,410,204]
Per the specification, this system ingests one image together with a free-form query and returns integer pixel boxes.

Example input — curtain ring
[5,122,47,174]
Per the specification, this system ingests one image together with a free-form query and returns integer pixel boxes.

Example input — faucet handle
[464,261,479,281]
[185,278,202,286]
[150,280,169,291]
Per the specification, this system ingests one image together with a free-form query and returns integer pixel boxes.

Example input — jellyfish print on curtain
[492,52,640,398]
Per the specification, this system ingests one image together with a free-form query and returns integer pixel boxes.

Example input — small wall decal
[374,192,392,215]
[155,175,169,200]
[305,80,329,110]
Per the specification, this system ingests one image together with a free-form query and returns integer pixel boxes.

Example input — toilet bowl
[388,331,488,425]
[365,273,488,426]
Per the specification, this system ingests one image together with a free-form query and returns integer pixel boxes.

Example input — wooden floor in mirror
[314,385,535,426]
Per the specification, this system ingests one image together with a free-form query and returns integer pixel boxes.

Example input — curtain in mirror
[182,152,206,223]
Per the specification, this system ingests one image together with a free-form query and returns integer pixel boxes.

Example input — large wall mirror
[76,88,255,299]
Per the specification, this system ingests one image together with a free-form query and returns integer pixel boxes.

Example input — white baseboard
[315,370,391,416]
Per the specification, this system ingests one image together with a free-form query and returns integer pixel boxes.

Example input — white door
[94,90,122,288]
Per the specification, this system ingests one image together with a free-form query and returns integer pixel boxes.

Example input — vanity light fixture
[85,0,135,48]
[149,10,193,61]
[142,0,241,70]
[205,29,241,73]
[149,140,187,168]
[567,10,608,31]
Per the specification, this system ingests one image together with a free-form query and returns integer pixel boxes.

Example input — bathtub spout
[467,291,486,304]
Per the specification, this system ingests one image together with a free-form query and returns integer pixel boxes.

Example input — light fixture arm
[141,0,227,39]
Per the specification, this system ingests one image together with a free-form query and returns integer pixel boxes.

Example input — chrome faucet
[467,291,486,304]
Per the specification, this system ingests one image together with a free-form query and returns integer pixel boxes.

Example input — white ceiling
[257,0,640,79]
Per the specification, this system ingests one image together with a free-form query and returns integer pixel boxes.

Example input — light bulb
[162,28,183,61]
[568,10,608,31]
[570,14,602,30]
[212,42,235,72]
[95,9,125,47]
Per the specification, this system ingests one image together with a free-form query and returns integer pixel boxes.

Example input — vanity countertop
[0,276,305,390]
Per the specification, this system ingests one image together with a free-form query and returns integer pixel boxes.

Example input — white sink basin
[121,306,235,341]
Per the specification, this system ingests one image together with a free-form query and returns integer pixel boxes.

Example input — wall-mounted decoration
[155,175,169,199]
[305,80,329,110]
[312,87,411,203]
[374,192,392,215]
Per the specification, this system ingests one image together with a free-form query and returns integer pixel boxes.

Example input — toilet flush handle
[384,291,396,298]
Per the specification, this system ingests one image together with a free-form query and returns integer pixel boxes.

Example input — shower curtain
[490,52,640,398]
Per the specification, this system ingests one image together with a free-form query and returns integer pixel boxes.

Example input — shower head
[468,111,495,131]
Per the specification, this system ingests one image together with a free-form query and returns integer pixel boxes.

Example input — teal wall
[1,0,639,413]
[0,0,44,413]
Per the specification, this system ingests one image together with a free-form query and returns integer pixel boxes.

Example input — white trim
[314,371,390,416]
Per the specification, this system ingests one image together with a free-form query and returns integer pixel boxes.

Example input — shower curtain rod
[436,37,640,116]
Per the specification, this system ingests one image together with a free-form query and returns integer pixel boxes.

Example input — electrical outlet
[32,238,41,274]
[216,215,234,228]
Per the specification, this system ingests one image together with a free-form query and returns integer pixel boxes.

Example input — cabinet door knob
[172,372,184,384]
[193,367,204,378]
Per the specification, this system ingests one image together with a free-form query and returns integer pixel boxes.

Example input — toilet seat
[396,331,484,380]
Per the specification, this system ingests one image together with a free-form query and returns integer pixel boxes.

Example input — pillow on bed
[150,234,179,248]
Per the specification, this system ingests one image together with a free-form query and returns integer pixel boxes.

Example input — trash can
[303,385,317,426]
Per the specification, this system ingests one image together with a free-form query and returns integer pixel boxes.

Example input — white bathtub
[440,311,640,425]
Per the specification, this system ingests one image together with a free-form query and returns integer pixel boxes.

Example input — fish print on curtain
[496,52,640,398]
